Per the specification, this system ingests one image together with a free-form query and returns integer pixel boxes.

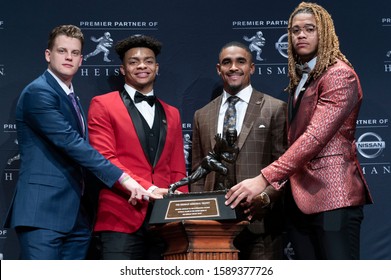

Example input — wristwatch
[259,192,271,208]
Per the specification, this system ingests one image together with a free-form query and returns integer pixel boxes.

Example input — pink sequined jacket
[262,59,373,214]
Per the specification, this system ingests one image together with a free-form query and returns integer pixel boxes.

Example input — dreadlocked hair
[286,2,353,92]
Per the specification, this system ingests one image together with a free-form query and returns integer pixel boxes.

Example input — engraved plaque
[165,197,219,220]
[149,190,244,224]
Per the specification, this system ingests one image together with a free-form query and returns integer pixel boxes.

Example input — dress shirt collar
[222,84,252,104]
[124,84,154,101]
[47,69,74,95]
[301,57,317,73]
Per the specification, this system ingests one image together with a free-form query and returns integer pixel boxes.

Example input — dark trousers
[286,193,364,260]
[98,208,164,260]
[16,207,91,260]
[234,228,284,260]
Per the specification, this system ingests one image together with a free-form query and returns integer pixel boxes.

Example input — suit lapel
[288,91,294,124]
[237,90,263,150]
[44,71,86,138]
[209,96,222,148]
[290,78,312,123]
[153,100,167,167]
[119,90,150,163]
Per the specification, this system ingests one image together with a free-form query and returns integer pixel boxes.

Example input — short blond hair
[47,25,84,51]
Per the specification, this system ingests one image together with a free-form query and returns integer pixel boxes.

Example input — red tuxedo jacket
[88,90,187,234]
[262,59,373,214]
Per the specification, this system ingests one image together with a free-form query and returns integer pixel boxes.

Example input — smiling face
[291,12,319,63]
[45,35,83,87]
[120,47,159,93]
[216,46,255,95]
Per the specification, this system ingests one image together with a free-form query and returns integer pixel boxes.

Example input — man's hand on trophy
[225,173,268,208]
[119,175,162,205]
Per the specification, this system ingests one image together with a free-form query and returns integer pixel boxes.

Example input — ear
[45,49,51,63]
[120,64,125,76]
[216,63,221,75]
[250,62,255,75]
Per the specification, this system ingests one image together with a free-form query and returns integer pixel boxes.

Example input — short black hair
[115,35,162,61]
[219,41,253,63]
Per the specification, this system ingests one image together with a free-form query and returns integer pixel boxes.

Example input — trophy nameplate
[150,130,243,224]
[149,190,243,224]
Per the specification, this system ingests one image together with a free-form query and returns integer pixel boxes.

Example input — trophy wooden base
[154,219,249,260]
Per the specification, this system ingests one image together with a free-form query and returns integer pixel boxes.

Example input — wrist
[259,191,271,208]
[118,173,130,185]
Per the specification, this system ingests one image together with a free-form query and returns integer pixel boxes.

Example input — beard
[226,84,242,95]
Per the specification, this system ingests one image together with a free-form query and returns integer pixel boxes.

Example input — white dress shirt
[124,84,155,128]
[294,57,317,105]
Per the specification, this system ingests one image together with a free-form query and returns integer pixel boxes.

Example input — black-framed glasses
[288,24,317,36]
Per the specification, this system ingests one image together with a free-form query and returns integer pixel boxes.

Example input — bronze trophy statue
[150,128,243,224]
[168,128,239,195]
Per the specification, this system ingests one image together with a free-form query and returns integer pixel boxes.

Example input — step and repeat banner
[0,0,390,259]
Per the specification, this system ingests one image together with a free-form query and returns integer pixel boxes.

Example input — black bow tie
[296,63,311,76]
[134,91,156,106]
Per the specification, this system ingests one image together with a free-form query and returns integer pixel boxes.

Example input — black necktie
[223,95,240,137]
[134,91,156,106]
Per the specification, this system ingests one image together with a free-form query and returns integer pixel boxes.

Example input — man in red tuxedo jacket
[88,35,188,259]
[226,2,373,259]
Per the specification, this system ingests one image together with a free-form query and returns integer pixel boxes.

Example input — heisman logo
[243,31,266,61]
[356,132,386,159]
[7,139,19,165]
[83,32,114,62]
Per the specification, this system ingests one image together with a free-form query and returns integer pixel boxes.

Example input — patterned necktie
[223,96,240,137]
[68,92,85,135]
[134,91,156,106]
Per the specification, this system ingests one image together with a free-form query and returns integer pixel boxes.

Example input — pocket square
[259,124,266,128]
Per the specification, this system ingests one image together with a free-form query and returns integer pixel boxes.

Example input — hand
[153,187,183,197]
[225,174,268,208]
[242,195,269,221]
[150,187,168,198]
[120,176,162,205]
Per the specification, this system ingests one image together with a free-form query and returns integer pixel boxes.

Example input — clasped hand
[225,174,268,219]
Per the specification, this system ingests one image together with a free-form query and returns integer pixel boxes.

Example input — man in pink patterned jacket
[225,2,373,260]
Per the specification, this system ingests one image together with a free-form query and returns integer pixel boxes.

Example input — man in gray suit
[191,41,287,259]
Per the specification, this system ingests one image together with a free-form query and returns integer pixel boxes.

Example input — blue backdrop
[1,0,390,259]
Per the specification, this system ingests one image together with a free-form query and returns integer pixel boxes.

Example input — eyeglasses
[288,24,317,36]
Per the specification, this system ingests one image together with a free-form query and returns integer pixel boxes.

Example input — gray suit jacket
[191,89,287,250]
[192,89,287,193]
